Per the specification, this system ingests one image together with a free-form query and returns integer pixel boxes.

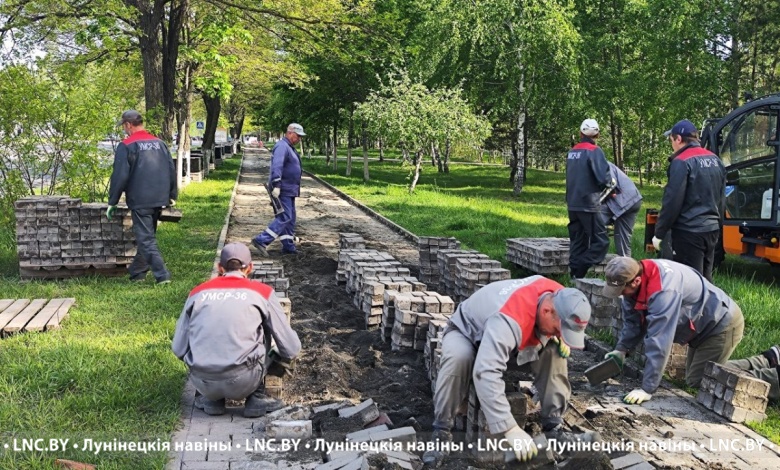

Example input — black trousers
[567,210,610,278]
[671,229,720,282]
[129,208,170,282]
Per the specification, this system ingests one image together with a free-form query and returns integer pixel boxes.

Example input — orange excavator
[647,94,780,266]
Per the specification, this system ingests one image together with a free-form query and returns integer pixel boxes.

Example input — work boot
[421,429,452,468]
[194,392,226,416]
[251,239,269,257]
[544,424,600,447]
[763,345,780,367]
[244,392,285,418]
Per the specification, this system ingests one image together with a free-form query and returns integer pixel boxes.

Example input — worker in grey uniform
[602,257,744,405]
[566,118,613,278]
[727,345,780,402]
[422,277,593,466]
[603,162,642,257]
[172,243,301,417]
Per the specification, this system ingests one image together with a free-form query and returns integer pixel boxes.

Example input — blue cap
[664,119,698,138]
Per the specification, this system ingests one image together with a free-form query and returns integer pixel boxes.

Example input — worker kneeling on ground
[727,345,780,402]
[172,243,301,417]
[602,257,744,405]
[422,277,594,466]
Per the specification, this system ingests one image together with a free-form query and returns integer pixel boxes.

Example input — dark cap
[664,119,697,138]
[220,242,252,268]
[118,110,143,126]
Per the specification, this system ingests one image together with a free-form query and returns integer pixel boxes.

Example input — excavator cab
[703,95,780,264]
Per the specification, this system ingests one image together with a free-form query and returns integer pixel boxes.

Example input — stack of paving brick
[573,278,620,334]
[424,318,450,392]
[454,257,510,301]
[697,361,769,423]
[389,291,454,352]
[664,344,688,381]
[338,232,366,250]
[465,383,535,464]
[363,277,428,331]
[250,262,291,319]
[342,250,403,295]
[506,237,615,275]
[15,196,136,279]
[418,236,460,287]
[437,250,488,297]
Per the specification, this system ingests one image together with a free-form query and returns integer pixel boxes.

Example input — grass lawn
[0,158,240,469]
[305,156,780,443]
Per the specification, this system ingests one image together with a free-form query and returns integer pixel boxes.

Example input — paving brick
[611,453,646,469]
[265,420,312,439]
[368,426,417,444]
[345,425,389,442]
[338,399,380,425]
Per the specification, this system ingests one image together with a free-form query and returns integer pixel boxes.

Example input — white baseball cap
[287,123,306,136]
[580,119,600,137]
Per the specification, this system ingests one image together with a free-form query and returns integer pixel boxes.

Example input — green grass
[0,158,240,469]
[305,157,780,443]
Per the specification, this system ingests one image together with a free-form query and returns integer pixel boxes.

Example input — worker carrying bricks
[603,162,643,257]
[422,277,593,466]
[172,243,301,417]
[602,256,744,405]
[566,118,614,279]
[727,345,780,402]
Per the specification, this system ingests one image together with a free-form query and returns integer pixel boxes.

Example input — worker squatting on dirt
[727,345,780,402]
[652,119,726,282]
[602,257,744,405]
[171,243,301,417]
[566,119,613,279]
[422,277,595,466]
[252,123,305,256]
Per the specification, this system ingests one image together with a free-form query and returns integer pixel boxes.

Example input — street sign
[196,121,204,129]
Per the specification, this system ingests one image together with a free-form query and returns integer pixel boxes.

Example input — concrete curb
[302,170,420,246]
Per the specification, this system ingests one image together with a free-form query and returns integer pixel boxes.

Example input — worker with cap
[252,123,305,256]
[422,276,595,466]
[172,242,301,417]
[602,256,743,405]
[108,110,178,284]
[566,118,613,279]
[604,162,643,257]
[652,119,725,282]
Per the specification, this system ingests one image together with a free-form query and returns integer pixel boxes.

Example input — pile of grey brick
[418,236,460,287]
[15,196,136,279]
[339,232,366,250]
[454,257,510,302]
[697,361,769,423]
[250,261,291,319]
[506,237,614,275]
[424,318,449,392]
[573,278,620,333]
[437,250,488,296]
[381,291,454,352]
[361,278,426,330]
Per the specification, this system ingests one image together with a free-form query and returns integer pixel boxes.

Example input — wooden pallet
[0,298,76,337]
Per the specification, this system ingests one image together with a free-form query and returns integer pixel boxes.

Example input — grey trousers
[685,306,744,387]
[728,354,780,401]
[612,200,642,257]
[130,208,170,282]
[189,363,265,401]
[432,329,569,433]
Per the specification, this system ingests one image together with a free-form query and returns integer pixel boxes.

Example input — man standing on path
[251,123,305,256]
[172,243,301,417]
[107,110,177,284]
[604,162,643,257]
[602,256,744,405]
[652,119,725,282]
[566,118,613,279]
[422,277,596,466]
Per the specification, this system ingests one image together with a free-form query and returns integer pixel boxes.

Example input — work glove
[652,236,662,251]
[271,187,281,198]
[106,205,117,221]
[623,388,653,405]
[604,350,626,368]
[266,347,295,377]
[551,337,571,358]
[504,425,537,462]
[169,199,176,207]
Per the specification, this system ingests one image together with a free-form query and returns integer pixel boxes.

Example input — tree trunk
[362,120,370,182]
[346,106,354,176]
[513,105,526,195]
[431,142,437,167]
[443,138,451,173]
[325,137,331,164]
[378,136,384,162]
[332,121,338,171]
[409,149,424,193]
[436,144,443,172]
[136,1,165,134]
[175,59,194,189]
[202,93,221,151]
[401,144,410,164]
[161,0,187,142]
